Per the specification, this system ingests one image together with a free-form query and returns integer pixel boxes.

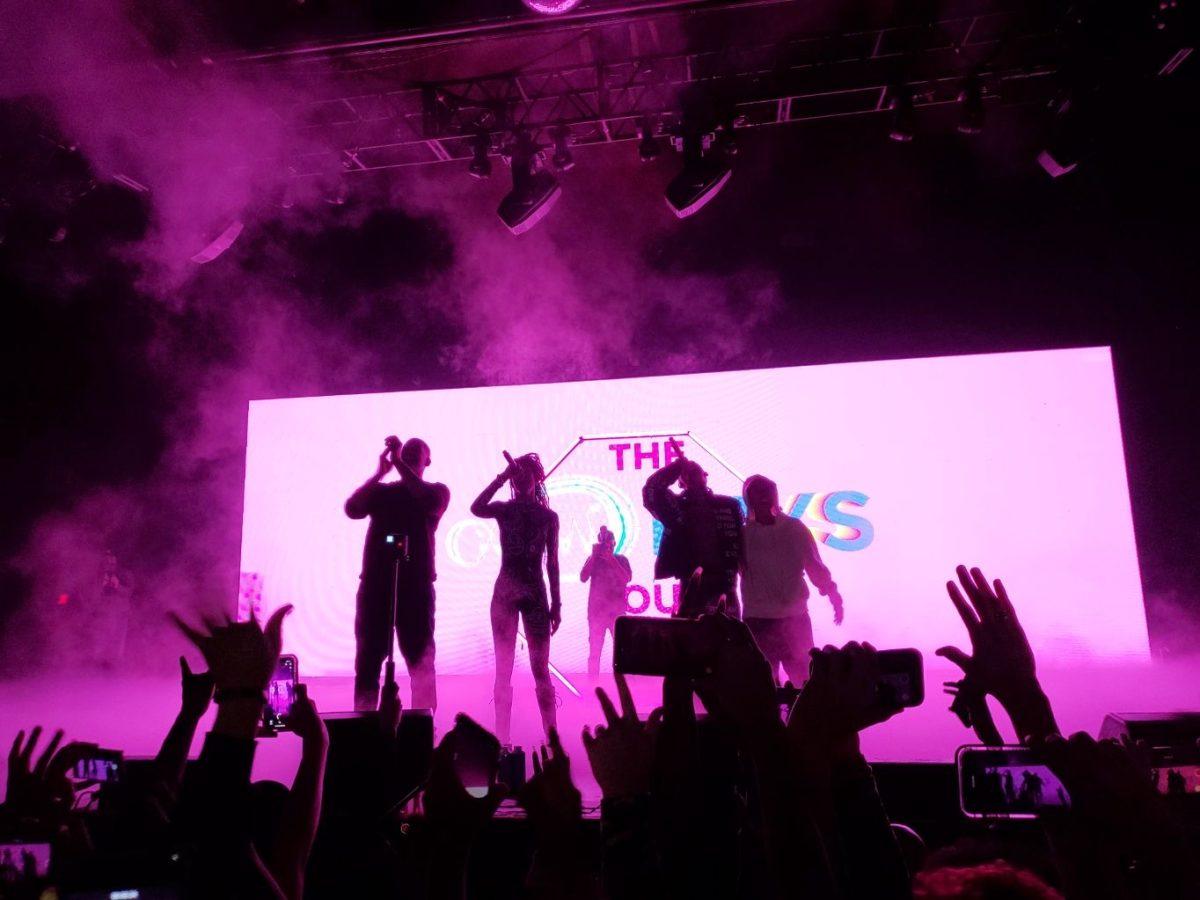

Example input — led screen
[240,347,1148,675]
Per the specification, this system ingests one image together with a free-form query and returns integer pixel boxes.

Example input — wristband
[214,687,267,705]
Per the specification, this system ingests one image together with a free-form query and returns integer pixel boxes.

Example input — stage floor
[2,661,1197,807]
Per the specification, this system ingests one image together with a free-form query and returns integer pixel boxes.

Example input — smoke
[0,1,789,674]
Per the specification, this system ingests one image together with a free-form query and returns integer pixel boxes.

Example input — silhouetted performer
[581,525,632,676]
[346,437,449,712]
[1167,768,1187,795]
[643,450,743,617]
[741,474,843,685]
[471,453,561,743]
[1019,770,1044,806]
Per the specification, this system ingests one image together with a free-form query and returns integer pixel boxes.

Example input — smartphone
[72,748,124,784]
[957,745,1072,818]
[876,648,924,708]
[448,714,501,798]
[263,654,299,732]
[0,841,51,882]
[613,615,717,677]
[1155,764,1200,795]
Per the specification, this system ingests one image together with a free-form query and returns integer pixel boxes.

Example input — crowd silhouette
[3,562,1199,898]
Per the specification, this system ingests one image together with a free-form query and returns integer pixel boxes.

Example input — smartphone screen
[958,745,1071,818]
[613,615,714,677]
[0,842,51,881]
[1156,764,1200,795]
[876,649,924,707]
[263,654,299,731]
[72,749,123,784]
[449,715,500,798]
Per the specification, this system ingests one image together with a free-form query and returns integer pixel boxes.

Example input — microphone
[502,450,517,469]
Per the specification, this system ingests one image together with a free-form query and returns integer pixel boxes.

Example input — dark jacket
[642,459,744,581]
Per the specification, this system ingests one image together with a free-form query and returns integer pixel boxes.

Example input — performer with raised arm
[471,452,561,743]
[741,474,843,686]
[580,525,632,677]
[345,436,450,712]
[642,440,744,617]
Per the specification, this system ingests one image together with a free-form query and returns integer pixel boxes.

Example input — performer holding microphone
[345,436,450,712]
[471,452,561,743]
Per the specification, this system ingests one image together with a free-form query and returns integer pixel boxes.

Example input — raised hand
[582,672,658,801]
[423,727,507,840]
[171,605,292,692]
[376,446,393,479]
[284,684,328,748]
[1037,732,1200,894]
[519,728,582,838]
[179,656,214,720]
[693,613,778,739]
[378,679,402,736]
[789,642,903,752]
[6,727,88,824]
[936,565,1054,742]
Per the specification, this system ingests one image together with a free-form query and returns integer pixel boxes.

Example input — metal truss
[265,6,1064,177]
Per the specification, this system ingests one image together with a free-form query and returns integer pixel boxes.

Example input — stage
[3,660,1197,811]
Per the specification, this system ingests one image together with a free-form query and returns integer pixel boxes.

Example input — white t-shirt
[740,515,837,619]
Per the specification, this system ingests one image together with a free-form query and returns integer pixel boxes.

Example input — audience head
[914,861,1063,899]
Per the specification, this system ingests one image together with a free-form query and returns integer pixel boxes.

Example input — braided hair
[510,452,549,507]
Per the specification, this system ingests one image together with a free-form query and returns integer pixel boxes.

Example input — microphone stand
[386,535,409,690]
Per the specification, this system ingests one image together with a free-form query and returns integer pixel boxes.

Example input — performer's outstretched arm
[799,524,844,622]
[470,471,508,518]
[547,513,562,633]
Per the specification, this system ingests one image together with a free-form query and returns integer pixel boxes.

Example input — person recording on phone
[470,452,561,743]
[345,436,450,712]
[642,443,744,617]
[580,525,632,677]
[741,474,843,686]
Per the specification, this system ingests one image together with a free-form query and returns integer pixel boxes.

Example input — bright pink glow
[241,348,1148,676]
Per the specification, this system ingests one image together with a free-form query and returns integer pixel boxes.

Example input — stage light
[665,131,732,219]
[497,132,561,235]
[888,82,915,142]
[520,0,583,14]
[189,218,244,264]
[468,132,492,179]
[636,117,662,162]
[1037,94,1082,178]
[550,126,574,172]
[956,75,985,135]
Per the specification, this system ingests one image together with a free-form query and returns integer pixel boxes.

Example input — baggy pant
[354,576,437,712]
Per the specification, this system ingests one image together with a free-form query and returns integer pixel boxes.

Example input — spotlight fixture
[520,0,583,14]
[468,132,492,179]
[636,116,662,162]
[665,130,732,219]
[497,131,561,235]
[888,82,915,142]
[550,126,574,172]
[956,75,985,135]
[189,218,244,264]
[1037,93,1083,178]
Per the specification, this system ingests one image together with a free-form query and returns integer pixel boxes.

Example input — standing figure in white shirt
[740,474,844,686]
